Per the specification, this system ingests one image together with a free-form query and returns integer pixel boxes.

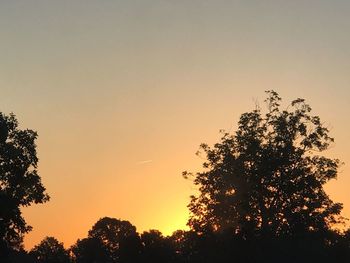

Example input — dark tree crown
[185,91,343,238]
[0,112,49,251]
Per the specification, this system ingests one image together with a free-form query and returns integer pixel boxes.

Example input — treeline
[2,91,350,262]
[4,216,350,263]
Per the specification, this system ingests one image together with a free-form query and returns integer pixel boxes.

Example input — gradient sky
[1,1,350,249]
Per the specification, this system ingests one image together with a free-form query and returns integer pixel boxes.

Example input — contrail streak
[136,160,153,165]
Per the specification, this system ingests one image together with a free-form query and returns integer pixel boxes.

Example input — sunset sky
[1,1,350,249]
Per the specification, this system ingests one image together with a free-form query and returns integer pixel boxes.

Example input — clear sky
[0,1,350,249]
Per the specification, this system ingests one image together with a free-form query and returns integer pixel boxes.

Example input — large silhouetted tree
[0,113,49,256]
[185,91,343,239]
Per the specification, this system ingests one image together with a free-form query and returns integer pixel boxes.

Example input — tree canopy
[80,217,142,263]
[30,237,70,263]
[185,91,343,239]
[0,113,49,254]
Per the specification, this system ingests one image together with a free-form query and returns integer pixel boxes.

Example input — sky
[0,0,350,249]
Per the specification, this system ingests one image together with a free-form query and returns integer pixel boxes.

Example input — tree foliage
[73,217,142,263]
[0,113,49,253]
[141,230,175,263]
[185,91,343,238]
[71,237,108,263]
[30,237,70,263]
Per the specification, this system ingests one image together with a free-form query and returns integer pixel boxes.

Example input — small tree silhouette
[30,237,70,263]
[87,217,142,263]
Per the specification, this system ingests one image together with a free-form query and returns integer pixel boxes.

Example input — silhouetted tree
[169,230,202,263]
[30,237,70,263]
[185,91,343,241]
[140,230,175,263]
[71,237,108,263]
[0,113,49,258]
[87,217,142,263]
